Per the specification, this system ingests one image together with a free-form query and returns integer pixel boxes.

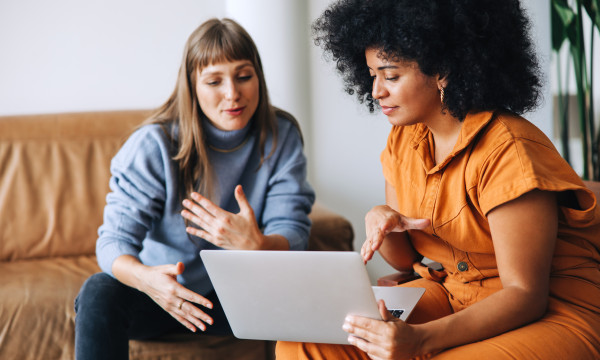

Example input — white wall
[307,0,390,282]
[522,0,552,137]
[0,0,553,284]
[0,0,225,115]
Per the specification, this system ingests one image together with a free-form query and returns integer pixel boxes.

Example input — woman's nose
[371,76,387,100]
[224,80,240,101]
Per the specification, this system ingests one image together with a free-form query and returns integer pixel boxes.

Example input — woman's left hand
[181,184,264,250]
[343,299,422,360]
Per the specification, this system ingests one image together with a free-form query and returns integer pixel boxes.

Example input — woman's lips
[381,106,398,116]
[224,106,245,116]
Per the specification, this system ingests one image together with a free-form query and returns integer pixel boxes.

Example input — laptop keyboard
[388,309,404,318]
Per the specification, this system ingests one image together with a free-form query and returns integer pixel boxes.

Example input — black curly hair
[312,0,543,120]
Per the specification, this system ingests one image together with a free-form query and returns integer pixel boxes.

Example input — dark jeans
[74,273,232,360]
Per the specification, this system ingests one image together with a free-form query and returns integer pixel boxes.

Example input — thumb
[165,261,185,277]
[234,185,253,214]
[398,216,430,231]
[176,261,185,275]
[378,299,394,321]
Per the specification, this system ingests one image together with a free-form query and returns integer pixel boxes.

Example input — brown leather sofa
[0,110,354,360]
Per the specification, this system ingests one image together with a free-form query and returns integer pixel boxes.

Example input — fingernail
[182,200,190,206]
[342,323,351,331]
[347,336,355,344]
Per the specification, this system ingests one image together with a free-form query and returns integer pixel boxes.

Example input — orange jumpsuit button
[457,261,469,272]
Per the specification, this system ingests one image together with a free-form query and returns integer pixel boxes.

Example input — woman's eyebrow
[377,65,398,70]
[235,62,254,70]
[200,62,254,77]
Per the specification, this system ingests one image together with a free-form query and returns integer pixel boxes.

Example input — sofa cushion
[129,335,275,360]
[0,110,149,261]
[0,256,100,360]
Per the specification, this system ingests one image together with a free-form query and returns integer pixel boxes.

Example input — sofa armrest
[377,261,444,286]
[376,271,419,286]
[307,202,354,251]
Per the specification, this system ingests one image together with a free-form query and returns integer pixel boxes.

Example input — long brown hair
[144,18,282,200]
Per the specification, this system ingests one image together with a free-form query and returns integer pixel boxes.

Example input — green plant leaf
[552,0,600,179]
[552,0,576,50]
[582,0,600,30]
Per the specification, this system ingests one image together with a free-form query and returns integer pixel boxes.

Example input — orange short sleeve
[476,126,593,219]
[380,126,401,187]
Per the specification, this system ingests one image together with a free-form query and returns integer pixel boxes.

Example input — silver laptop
[200,250,425,344]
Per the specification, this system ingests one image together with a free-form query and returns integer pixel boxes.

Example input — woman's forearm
[378,231,421,271]
[378,181,424,271]
[416,285,548,355]
[259,234,290,250]
[111,255,150,292]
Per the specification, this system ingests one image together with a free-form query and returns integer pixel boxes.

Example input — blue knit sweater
[96,116,315,295]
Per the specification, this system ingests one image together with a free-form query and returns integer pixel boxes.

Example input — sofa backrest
[0,110,149,261]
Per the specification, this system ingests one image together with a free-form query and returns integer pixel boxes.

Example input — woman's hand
[362,205,429,263]
[112,256,214,332]
[181,184,265,250]
[140,261,215,332]
[343,300,422,360]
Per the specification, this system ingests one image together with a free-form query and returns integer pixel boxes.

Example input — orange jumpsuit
[277,111,600,359]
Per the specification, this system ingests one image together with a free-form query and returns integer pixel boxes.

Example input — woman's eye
[238,75,253,82]
[206,80,220,86]
[385,76,399,81]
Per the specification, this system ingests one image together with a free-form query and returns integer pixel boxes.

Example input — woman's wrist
[412,322,438,356]
[258,234,289,250]
[112,255,148,292]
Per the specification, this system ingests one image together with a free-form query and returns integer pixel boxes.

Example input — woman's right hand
[113,256,214,332]
[361,205,430,263]
[139,261,215,332]
[344,299,423,360]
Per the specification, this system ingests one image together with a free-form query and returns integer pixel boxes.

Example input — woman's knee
[75,273,125,315]
[276,341,369,360]
[275,341,299,360]
[398,278,453,324]
[433,318,600,360]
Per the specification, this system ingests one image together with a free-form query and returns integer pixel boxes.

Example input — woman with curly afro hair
[276,0,600,359]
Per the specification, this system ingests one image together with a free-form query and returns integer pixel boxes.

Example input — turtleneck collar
[202,118,254,152]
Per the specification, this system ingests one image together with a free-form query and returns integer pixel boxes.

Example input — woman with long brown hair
[75,18,314,359]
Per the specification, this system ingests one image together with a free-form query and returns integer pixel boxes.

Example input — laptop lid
[200,250,424,345]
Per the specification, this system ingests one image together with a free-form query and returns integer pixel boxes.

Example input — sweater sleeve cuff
[96,239,141,277]
[267,228,308,251]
